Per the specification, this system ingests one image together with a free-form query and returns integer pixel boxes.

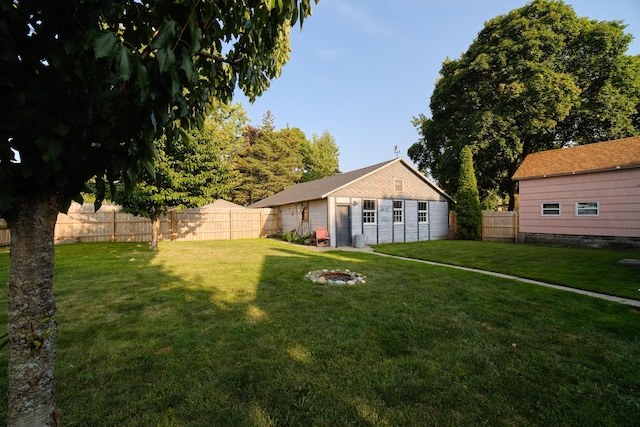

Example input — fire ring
[305,269,367,285]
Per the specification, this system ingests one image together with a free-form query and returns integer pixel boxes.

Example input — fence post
[111,210,116,242]
[170,210,177,241]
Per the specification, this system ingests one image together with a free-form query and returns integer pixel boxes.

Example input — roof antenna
[394,145,400,158]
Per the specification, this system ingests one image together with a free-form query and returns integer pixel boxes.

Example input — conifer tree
[231,112,304,205]
[454,146,482,240]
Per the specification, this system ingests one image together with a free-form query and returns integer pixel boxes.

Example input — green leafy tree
[0,1,317,423]
[409,0,639,210]
[300,130,340,182]
[115,102,247,249]
[231,112,304,205]
[454,146,482,240]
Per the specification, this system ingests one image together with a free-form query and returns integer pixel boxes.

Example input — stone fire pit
[305,269,366,285]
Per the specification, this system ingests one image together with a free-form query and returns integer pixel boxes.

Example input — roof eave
[514,163,640,181]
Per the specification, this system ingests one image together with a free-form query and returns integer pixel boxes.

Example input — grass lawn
[374,240,640,301]
[0,239,639,426]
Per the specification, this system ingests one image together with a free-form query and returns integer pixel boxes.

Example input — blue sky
[234,0,640,173]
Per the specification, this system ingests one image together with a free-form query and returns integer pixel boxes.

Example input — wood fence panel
[173,211,232,241]
[0,204,281,247]
[482,211,519,242]
[261,210,280,237]
[0,219,9,247]
[56,209,117,242]
[230,210,262,239]
[113,212,151,242]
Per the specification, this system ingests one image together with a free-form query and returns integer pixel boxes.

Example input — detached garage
[250,158,453,247]
[512,136,640,249]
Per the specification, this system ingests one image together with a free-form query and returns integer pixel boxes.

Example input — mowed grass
[0,239,638,426]
[374,240,640,301]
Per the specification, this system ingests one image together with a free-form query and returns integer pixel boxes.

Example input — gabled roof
[202,200,245,209]
[250,158,452,208]
[512,136,640,180]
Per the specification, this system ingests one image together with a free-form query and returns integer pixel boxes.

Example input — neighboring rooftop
[512,136,640,180]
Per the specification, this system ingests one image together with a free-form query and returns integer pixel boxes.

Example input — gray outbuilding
[250,158,453,247]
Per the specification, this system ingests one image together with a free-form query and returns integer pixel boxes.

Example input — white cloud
[328,0,393,37]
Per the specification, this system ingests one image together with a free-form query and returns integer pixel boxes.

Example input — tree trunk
[150,215,160,250]
[6,191,61,426]
[507,179,517,211]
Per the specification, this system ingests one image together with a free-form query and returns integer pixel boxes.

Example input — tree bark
[150,215,160,250]
[6,191,61,426]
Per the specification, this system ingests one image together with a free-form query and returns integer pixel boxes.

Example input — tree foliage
[231,112,304,205]
[115,101,247,248]
[300,130,340,182]
[454,146,482,240]
[0,1,317,423]
[409,0,639,210]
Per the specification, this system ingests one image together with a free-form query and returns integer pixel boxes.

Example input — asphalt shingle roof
[512,136,640,180]
[250,159,398,208]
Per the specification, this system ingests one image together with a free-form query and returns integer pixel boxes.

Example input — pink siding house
[512,136,640,249]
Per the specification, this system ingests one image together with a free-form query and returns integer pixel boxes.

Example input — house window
[363,199,376,224]
[393,200,404,223]
[541,202,561,216]
[301,203,309,221]
[418,201,428,223]
[394,178,404,193]
[576,201,599,216]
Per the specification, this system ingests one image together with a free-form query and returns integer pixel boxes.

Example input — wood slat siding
[0,204,279,246]
[377,199,394,244]
[429,201,450,240]
[404,200,417,242]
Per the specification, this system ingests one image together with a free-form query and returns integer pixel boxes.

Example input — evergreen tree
[454,146,482,240]
[231,112,304,205]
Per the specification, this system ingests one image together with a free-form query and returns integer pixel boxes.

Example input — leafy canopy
[300,130,340,182]
[115,101,248,220]
[0,0,317,216]
[408,0,639,209]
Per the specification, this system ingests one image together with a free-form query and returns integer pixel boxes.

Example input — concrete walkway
[310,244,640,308]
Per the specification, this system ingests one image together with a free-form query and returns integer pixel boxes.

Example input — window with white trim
[541,202,561,216]
[363,199,376,224]
[418,201,429,223]
[393,200,404,223]
[576,201,599,216]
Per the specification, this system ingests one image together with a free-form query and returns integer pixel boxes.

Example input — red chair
[316,227,330,247]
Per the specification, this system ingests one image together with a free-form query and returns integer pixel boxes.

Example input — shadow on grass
[1,240,639,425]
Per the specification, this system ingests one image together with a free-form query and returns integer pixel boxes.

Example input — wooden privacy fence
[482,211,519,242]
[0,204,280,246]
[449,211,519,242]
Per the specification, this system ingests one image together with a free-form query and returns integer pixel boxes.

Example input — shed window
[394,178,404,193]
[418,201,428,223]
[393,200,404,223]
[541,202,561,216]
[576,201,599,216]
[363,199,376,224]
